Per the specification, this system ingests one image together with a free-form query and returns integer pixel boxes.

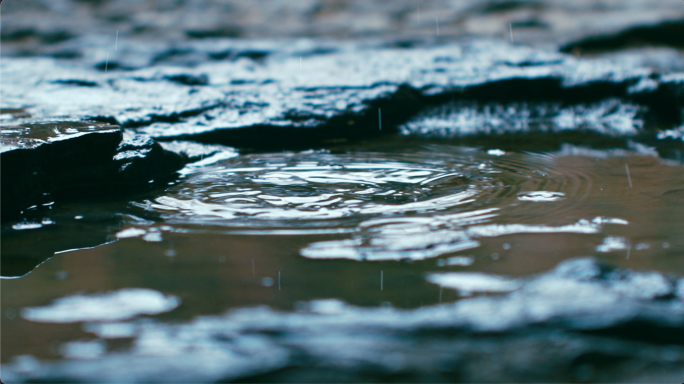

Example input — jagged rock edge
[119,75,684,151]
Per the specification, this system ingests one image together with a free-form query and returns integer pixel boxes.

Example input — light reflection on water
[131,143,623,261]
[134,148,494,227]
[3,138,684,365]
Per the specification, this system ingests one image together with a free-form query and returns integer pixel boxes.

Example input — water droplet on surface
[261,277,274,287]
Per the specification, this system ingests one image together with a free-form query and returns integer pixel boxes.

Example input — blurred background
[3,0,684,53]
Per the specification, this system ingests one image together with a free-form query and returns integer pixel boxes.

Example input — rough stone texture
[0,121,184,216]
[3,258,684,383]
[3,41,683,155]
[113,132,185,186]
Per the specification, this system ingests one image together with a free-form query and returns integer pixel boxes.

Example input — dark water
[3,0,684,381]
[3,134,683,366]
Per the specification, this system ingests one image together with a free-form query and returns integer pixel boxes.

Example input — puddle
[4,258,684,383]
[3,136,684,369]
[3,1,684,381]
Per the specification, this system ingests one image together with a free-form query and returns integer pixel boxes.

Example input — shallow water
[3,135,683,364]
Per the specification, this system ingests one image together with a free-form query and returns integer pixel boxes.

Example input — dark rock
[561,19,684,54]
[3,258,683,382]
[113,132,185,187]
[0,121,122,216]
[0,122,184,216]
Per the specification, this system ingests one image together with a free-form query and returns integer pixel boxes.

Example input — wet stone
[0,121,122,216]
[3,41,683,153]
[400,99,644,139]
[4,258,684,383]
[113,132,185,187]
[3,3,684,381]
[157,140,239,166]
[4,1,684,57]
[0,122,184,217]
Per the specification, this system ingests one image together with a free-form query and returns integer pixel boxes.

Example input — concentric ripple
[135,148,495,228]
[133,143,625,260]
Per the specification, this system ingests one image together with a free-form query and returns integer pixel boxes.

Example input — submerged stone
[4,258,683,383]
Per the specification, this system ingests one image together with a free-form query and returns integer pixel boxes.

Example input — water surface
[3,135,683,363]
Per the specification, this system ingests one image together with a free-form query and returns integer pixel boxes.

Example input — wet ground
[2,1,684,383]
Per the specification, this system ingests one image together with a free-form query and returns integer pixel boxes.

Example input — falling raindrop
[378,108,382,131]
